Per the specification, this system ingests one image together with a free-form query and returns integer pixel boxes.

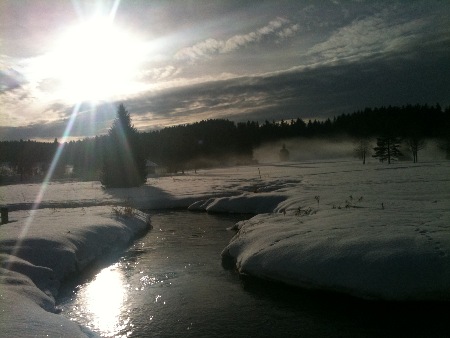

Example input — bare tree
[406,137,426,163]
[354,138,371,164]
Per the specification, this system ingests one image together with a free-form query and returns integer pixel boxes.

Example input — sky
[1,0,449,141]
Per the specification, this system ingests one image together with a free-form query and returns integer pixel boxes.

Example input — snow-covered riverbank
[1,160,449,336]
[0,207,150,337]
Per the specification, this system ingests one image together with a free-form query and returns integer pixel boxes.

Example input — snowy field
[1,159,449,336]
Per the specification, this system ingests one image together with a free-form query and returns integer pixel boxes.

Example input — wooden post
[1,207,8,224]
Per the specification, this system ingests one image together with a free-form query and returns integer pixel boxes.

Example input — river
[57,211,450,337]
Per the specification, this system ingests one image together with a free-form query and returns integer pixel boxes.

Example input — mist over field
[254,137,355,163]
[254,137,446,164]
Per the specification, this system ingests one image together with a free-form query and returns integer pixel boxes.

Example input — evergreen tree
[101,104,146,187]
[372,137,403,164]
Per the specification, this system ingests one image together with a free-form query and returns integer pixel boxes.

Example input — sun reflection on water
[81,264,129,336]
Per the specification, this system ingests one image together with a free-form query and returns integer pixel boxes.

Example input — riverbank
[0,207,150,337]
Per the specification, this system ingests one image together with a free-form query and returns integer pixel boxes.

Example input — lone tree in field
[406,137,426,163]
[438,136,450,160]
[372,136,403,164]
[101,104,147,187]
[354,138,371,164]
[279,144,290,161]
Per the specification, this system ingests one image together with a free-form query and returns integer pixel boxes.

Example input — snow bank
[188,193,286,214]
[222,210,450,301]
[220,161,450,301]
[0,206,151,337]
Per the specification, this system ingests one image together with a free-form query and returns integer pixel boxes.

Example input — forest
[1,103,449,184]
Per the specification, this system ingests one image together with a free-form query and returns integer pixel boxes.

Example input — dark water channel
[58,211,450,337]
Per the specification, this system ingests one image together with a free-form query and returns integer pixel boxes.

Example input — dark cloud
[0,68,26,92]
[0,123,67,141]
[0,103,117,141]
[122,43,450,127]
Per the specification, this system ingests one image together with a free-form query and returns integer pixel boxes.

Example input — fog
[254,137,356,163]
[253,137,447,164]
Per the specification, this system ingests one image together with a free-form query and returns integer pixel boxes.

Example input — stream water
[57,211,450,337]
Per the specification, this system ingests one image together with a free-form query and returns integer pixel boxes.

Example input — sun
[37,17,147,103]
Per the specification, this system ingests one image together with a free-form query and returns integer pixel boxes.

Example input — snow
[222,209,450,300]
[0,207,150,337]
[1,159,449,335]
[220,161,450,301]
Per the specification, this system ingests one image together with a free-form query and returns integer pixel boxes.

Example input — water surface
[58,211,450,337]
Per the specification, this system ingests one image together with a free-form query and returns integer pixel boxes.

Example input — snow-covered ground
[1,159,449,336]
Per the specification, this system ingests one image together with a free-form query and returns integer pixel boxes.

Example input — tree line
[1,103,449,185]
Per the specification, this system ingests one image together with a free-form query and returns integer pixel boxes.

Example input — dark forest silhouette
[1,103,449,184]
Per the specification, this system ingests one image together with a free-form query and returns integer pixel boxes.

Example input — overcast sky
[1,0,449,141]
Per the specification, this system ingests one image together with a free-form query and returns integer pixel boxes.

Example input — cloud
[307,7,434,63]
[0,68,26,92]
[0,102,117,141]
[174,17,299,61]
[277,24,300,40]
[3,25,449,141]
[140,65,182,81]
[127,41,450,127]
[2,1,449,141]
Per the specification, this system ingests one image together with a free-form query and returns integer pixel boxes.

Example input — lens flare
[15,103,80,236]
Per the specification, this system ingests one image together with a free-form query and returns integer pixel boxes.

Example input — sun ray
[7,103,82,269]
[108,0,121,22]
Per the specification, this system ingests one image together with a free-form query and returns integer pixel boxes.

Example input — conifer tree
[101,104,146,187]
[372,137,402,164]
